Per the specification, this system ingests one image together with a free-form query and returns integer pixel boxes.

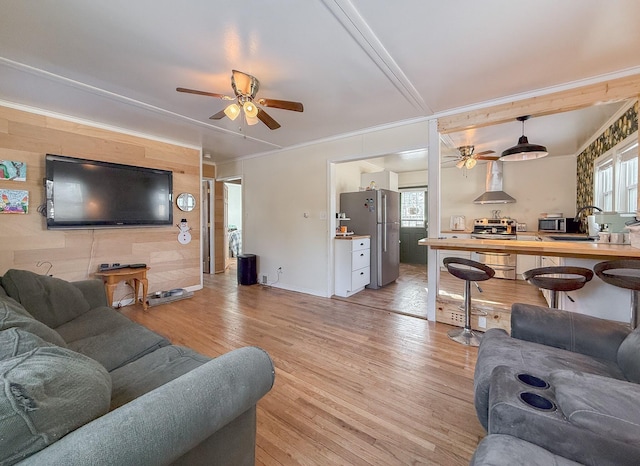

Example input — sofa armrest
[72,279,109,309]
[511,303,630,362]
[18,346,275,466]
[551,370,640,446]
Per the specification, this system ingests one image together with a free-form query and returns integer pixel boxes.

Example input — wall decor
[0,189,29,213]
[0,160,26,181]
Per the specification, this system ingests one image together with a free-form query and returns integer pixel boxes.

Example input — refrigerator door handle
[382,193,387,252]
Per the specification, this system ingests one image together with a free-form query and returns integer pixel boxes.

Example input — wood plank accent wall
[0,105,201,299]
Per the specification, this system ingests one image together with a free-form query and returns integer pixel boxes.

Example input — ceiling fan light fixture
[501,115,548,161]
[456,159,466,169]
[245,115,259,126]
[465,157,477,169]
[243,101,259,118]
[224,103,241,121]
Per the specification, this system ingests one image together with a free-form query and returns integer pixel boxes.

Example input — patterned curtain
[576,101,638,211]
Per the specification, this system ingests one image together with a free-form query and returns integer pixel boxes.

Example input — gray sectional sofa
[0,269,275,465]
[471,302,640,465]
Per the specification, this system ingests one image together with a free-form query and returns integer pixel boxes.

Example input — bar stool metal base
[448,327,483,347]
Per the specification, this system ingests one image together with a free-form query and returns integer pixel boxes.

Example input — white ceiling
[1,1,639,172]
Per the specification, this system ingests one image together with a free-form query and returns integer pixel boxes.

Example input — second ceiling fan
[449,145,498,169]
[177,70,304,130]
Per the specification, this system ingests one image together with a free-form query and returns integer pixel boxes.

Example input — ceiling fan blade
[256,108,281,130]
[232,70,259,97]
[209,109,227,120]
[257,98,304,112]
[474,150,496,157]
[476,154,500,161]
[176,87,233,100]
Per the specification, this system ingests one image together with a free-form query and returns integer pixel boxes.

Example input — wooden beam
[438,74,640,134]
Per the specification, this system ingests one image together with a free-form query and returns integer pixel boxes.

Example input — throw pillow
[2,269,91,328]
[0,297,67,347]
[0,346,111,465]
[0,328,53,361]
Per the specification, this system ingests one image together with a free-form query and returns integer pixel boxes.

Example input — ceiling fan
[444,145,498,169]
[177,70,304,130]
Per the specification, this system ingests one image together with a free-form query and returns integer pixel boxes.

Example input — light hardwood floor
[121,263,542,465]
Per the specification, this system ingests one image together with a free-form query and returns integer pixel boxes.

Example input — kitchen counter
[419,236,639,260]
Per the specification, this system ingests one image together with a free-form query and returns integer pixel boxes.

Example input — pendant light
[501,115,548,161]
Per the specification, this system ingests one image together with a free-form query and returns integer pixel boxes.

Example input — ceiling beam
[438,73,640,134]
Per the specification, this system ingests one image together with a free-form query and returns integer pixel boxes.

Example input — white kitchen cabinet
[438,233,471,270]
[334,236,371,297]
[515,235,540,280]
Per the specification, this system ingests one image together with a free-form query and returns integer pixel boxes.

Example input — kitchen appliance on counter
[450,215,466,231]
[538,217,581,233]
[471,217,517,279]
[339,189,400,289]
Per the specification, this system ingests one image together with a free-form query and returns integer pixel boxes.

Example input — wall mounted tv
[45,154,173,229]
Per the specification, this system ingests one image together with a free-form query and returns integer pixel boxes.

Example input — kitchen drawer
[351,249,369,270]
[351,267,370,289]
[351,238,370,252]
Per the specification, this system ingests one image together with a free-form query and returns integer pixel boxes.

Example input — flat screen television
[45,154,173,229]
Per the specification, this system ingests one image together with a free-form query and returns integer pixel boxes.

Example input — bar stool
[443,257,495,347]
[594,259,640,329]
[523,266,593,309]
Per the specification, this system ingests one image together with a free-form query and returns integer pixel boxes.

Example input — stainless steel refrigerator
[340,189,400,289]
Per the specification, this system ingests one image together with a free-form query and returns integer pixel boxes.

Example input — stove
[471,217,517,240]
[471,217,517,279]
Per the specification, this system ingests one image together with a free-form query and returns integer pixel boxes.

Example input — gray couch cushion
[0,296,66,347]
[0,346,111,465]
[474,328,626,430]
[2,270,90,328]
[56,308,170,371]
[617,327,640,383]
[0,328,55,360]
[470,434,583,466]
[551,370,640,445]
[110,345,211,409]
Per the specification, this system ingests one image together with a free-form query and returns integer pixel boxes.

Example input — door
[399,189,428,264]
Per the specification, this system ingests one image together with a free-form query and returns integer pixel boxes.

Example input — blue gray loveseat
[0,269,275,465]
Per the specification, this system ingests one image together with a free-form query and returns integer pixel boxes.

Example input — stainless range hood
[473,161,516,204]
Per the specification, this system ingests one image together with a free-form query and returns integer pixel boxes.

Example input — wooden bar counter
[419,237,640,260]
[420,236,640,331]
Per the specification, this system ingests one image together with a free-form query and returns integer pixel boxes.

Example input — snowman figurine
[177,218,192,245]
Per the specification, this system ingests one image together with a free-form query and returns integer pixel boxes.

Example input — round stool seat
[444,257,495,282]
[594,259,640,329]
[523,266,594,293]
[594,260,640,291]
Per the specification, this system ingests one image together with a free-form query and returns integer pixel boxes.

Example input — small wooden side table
[94,267,149,310]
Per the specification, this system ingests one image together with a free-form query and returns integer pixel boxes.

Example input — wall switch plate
[478,316,487,328]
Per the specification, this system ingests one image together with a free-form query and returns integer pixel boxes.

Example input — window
[594,134,638,213]
[400,190,426,227]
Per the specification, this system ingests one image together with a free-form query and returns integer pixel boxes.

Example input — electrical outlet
[262,275,268,284]
[478,316,487,328]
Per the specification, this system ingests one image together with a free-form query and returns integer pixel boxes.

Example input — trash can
[237,253,257,285]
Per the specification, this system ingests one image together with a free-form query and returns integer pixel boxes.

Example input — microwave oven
[538,217,581,233]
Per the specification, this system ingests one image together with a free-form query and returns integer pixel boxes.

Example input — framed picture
[0,160,26,181]
[0,189,29,214]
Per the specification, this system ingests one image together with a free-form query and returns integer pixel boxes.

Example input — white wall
[441,155,577,231]
[216,120,430,296]
[399,170,428,188]
[226,183,242,229]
